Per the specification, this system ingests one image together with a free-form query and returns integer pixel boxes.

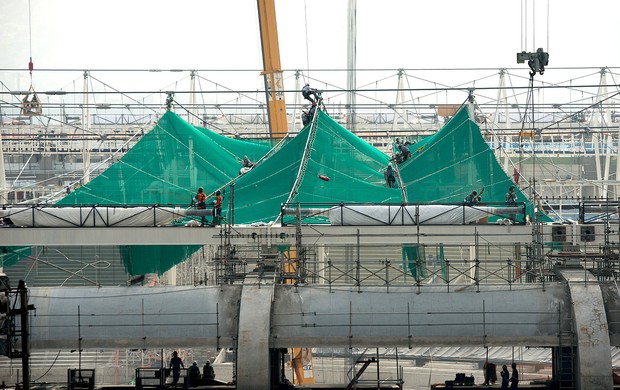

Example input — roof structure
[3,104,539,275]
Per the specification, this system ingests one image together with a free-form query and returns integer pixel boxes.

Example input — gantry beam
[22,275,620,390]
[0,224,540,246]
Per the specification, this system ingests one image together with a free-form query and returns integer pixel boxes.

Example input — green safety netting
[56,111,273,275]
[398,104,548,222]
[230,110,402,224]
[402,243,447,282]
[7,103,542,276]
[0,246,32,268]
[399,105,506,202]
[59,111,272,206]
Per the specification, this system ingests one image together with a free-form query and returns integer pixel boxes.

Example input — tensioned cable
[508,69,602,97]
[546,0,550,52]
[532,0,536,51]
[28,0,33,61]
[303,0,310,79]
[32,350,62,382]
[209,132,290,201]
[88,75,158,113]
[472,94,571,218]
[129,100,290,201]
[138,74,192,103]
[41,113,164,203]
[484,80,620,202]
[274,104,322,225]
[520,0,524,51]
[7,66,619,72]
[48,93,287,204]
[0,96,103,139]
[196,74,264,104]
[6,66,619,187]
[172,99,254,164]
[193,73,264,135]
[540,90,620,131]
[399,106,496,202]
[173,99,240,137]
[2,84,618,96]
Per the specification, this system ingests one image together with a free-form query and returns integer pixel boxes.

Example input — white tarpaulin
[328,205,518,225]
[1,206,185,227]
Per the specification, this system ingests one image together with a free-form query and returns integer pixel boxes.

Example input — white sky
[1,0,619,105]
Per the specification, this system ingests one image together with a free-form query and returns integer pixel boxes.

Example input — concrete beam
[30,280,620,389]
[27,285,240,349]
[27,283,571,350]
[1,224,537,246]
[271,284,571,348]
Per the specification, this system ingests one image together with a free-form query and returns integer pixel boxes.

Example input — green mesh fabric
[231,110,402,224]
[297,111,402,203]
[59,111,272,206]
[0,246,32,268]
[56,111,273,275]
[403,245,426,279]
[400,106,505,202]
[399,105,548,222]
[34,105,543,276]
[119,245,201,276]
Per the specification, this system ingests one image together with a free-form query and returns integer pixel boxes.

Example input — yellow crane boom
[256,0,288,139]
[256,3,314,384]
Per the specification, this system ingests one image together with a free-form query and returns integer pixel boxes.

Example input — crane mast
[256,0,288,139]
[255,3,315,385]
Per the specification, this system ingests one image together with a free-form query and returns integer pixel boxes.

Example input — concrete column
[557,268,613,390]
[236,278,275,389]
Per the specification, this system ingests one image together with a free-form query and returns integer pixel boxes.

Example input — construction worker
[385,163,396,188]
[302,83,319,104]
[195,187,207,225]
[195,187,207,209]
[213,190,222,226]
[169,351,184,387]
[302,103,317,126]
[242,156,254,169]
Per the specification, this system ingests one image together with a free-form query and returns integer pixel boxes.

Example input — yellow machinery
[256,0,289,139]
[256,0,314,384]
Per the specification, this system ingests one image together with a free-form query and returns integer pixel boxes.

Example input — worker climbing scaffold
[301,84,326,127]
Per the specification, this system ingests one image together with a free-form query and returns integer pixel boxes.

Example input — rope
[275,100,322,224]
[392,158,407,203]
[546,0,550,52]
[41,110,165,203]
[28,0,33,77]
[32,350,62,382]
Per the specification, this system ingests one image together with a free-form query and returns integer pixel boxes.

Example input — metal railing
[211,239,620,290]
[281,201,528,226]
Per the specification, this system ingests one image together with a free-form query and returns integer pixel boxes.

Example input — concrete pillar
[557,268,613,389]
[236,278,275,389]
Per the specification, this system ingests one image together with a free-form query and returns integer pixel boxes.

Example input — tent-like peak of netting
[229,110,403,224]
[54,110,273,275]
[399,104,548,221]
[59,111,272,206]
[32,105,544,276]
[399,106,501,203]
